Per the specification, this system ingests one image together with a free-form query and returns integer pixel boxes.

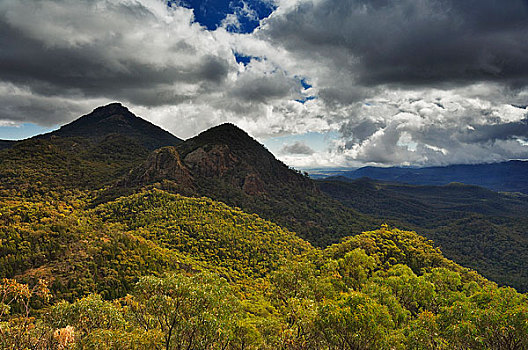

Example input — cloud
[0,0,527,168]
[0,0,233,104]
[281,141,315,155]
[263,0,528,92]
[227,58,301,103]
[254,0,528,166]
[0,82,108,126]
[0,0,328,140]
[336,87,528,166]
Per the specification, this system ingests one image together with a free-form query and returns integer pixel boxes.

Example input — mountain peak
[209,122,245,133]
[48,103,182,150]
[177,122,271,159]
[90,102,131,116]
[55,102,137,134]
[188,123,255,149]
[171,122,318,196]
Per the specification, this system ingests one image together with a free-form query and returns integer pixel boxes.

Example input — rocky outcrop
[117,122,320,198]
[183,144,239,178]
[123,146,193,187]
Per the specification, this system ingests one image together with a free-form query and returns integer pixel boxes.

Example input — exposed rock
[183,144,239,178]
[124,146,193,187]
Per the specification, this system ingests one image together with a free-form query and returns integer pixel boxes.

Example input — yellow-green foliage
[0,189,312,300]
[0,192,200,301]
[96,189,313,279]
[1,188,528,349]
[0,135,149,192]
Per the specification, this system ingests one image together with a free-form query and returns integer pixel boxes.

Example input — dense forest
[2,188,528,349]
[318,178,528,291]
[1,104,528,349]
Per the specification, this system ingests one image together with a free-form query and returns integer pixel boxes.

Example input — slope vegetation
[0,189,311,301]
[0,103,182,191]
[108,123,379,246]
[318,177,528,291]
[2,209,527,349]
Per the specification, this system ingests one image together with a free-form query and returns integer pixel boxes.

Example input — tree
[316,291,394,349]
[126,272,239,350]
[0,278,50,350]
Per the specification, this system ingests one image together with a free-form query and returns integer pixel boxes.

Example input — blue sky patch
[294,77,316,103]
[300,78,312,90]
[234,52,255,65]
[295,96,317,104]
[0,123,58,140]
[172,0,275,33]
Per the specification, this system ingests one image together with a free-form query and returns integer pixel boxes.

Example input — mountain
[173,122,320,199]
[318,177,528,291]
[2,102,528,286]
[109,122,378,246]
[1,104,377,245]
[323,161,528,193]
[176,123,316,193]
[44,102,182,150]
[0,103,182,191]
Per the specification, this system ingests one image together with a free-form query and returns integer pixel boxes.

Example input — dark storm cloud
[0,20,230,106]
[281,141,315,155]
[0,0,312,136]
[460,117,528,143]
[0,92,90,126]
[228,72,300,103]
[340,119,386,144]
[264,0,528,88]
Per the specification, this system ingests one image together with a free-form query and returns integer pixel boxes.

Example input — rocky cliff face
[183,144,269,195]
[176,123,319,195]
[183,144,238,178]
[123,146,193,188]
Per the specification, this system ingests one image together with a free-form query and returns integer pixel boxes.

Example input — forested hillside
[0,103,181,192]
[2,188,528,349]
[1,104,528,349]
[0,208,528,349]
[102,121,379,246]
[318,178,528,291]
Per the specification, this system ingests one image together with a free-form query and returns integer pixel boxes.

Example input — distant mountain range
[312,161,528,194]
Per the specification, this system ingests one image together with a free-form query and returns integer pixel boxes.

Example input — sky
[0,0,527,168]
